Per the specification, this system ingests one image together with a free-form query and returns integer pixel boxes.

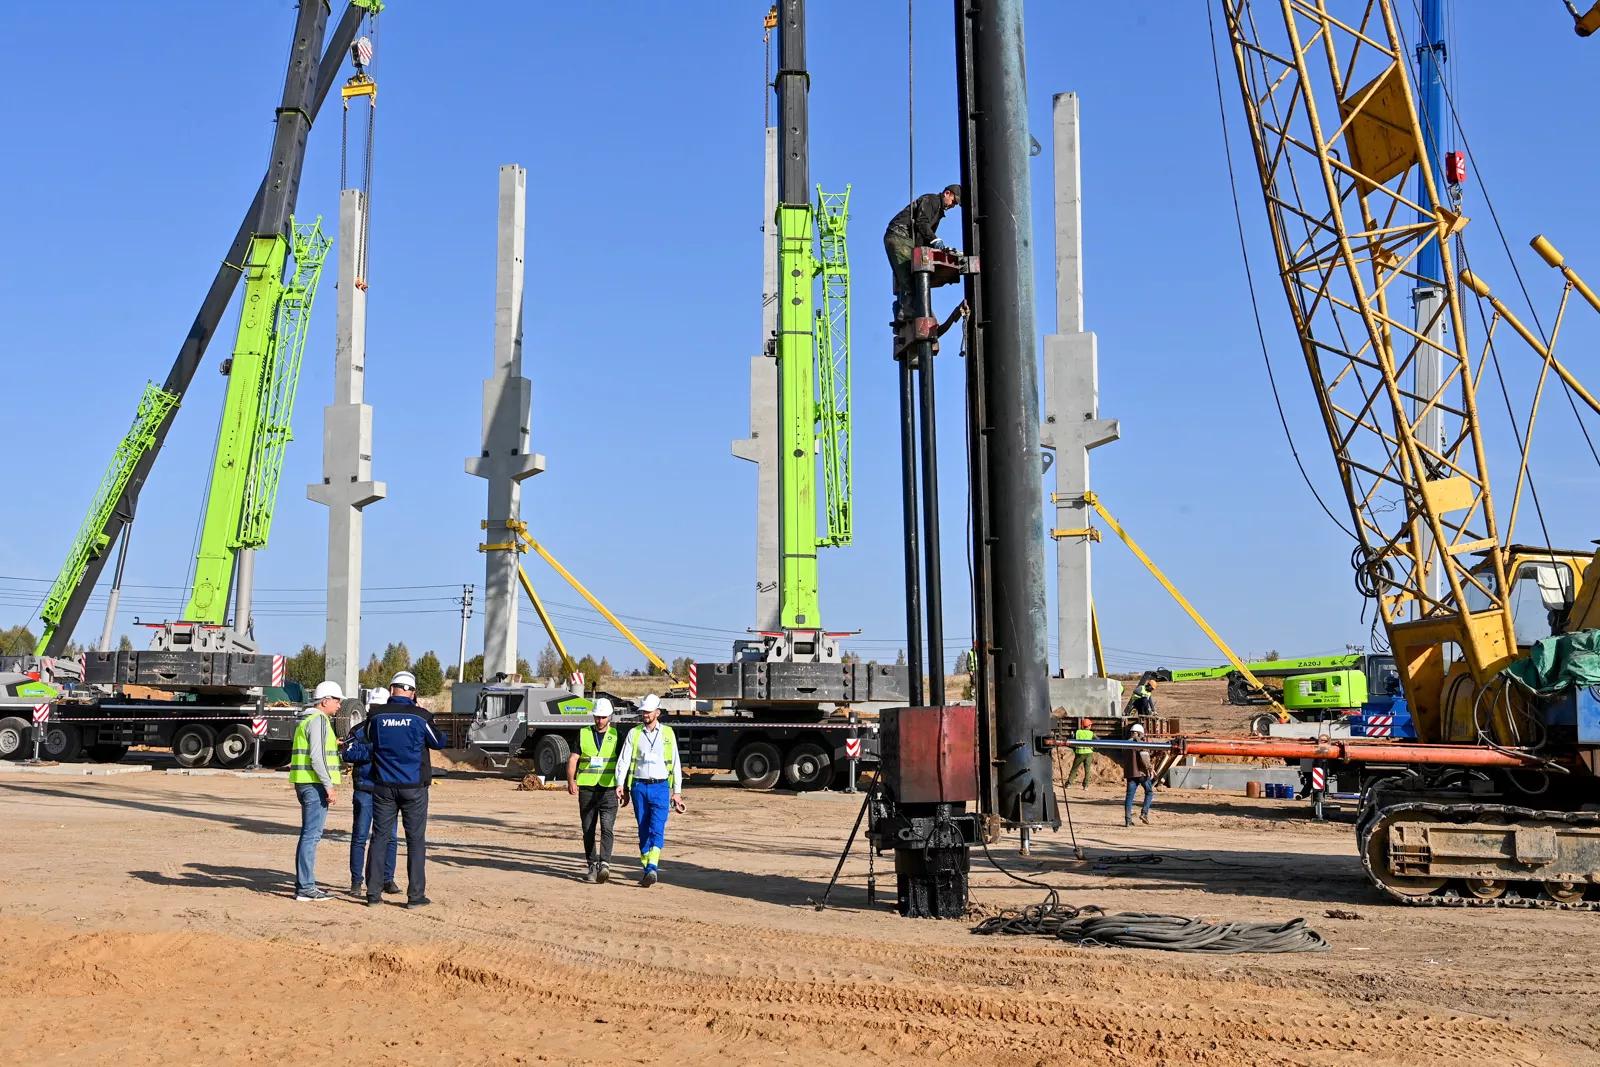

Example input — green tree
[378,642,412,683]
[535,643,562,678]
[285,644,326,689]
[598,657,613,683]
[0,625,39,656]
[455,654,484,683]
[117,635,134,653]
[359,654,384,689]
[576,654,602,691]
[413,651,445,696]
[667,655,694,678]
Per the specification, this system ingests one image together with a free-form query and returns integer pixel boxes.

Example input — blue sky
[3,3,1596,677]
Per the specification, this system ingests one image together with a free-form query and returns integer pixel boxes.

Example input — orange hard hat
[1080,717,1092,728]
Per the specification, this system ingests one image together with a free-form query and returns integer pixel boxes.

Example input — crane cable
[339,11,379,290]
[1204,2,1356,543]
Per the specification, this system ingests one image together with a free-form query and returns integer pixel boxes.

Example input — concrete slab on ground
[0,762,153,776]
[163,768,283,778]
[1167,762,1300,791]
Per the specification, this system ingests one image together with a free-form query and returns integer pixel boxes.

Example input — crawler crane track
[1360,802,1600,911]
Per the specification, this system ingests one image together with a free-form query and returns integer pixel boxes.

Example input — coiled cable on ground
[975,906,1328,955]
[1048,912,1329,955]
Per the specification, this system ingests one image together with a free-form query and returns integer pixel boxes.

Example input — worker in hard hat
[361,670,445,908]
[343,703,400,900]
[1131,677,1157,717]
[614,693,684,887]
[289,680,344,901]
[1066,717,1096,790]
[884,183,962,321]
[1122,721,1156,827]
[565,696,621,883]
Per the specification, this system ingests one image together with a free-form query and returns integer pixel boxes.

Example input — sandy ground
[0,763,1595,1067]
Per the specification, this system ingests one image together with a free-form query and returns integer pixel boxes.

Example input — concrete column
[466,165,545,680]
[309,188,386,697]
[1041,93,1119,679]
[731,127,782,634]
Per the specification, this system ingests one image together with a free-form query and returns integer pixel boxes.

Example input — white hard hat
[592,697,614,718]
[639,694,661,713]
[1129,722,1146,734]
[390,670,417,689]
[312,680,344,702]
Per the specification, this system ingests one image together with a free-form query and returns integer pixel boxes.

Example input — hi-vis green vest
[288,712,342,786]
[576,725,620,788]
[1073,727,1095,756]
[625,725,678,787]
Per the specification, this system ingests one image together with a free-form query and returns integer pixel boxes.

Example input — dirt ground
[0,763,1595,1067]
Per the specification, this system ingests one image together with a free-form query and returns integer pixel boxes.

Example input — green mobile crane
[34,3,376,666]
[6,4,382,767]
[694,1,908,734]
[1155,651,1400,732]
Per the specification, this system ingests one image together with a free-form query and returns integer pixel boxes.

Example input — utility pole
[1413,0,1448,613]
[467,165,545,680]
[308,186,386,699]
[456,584,474,683]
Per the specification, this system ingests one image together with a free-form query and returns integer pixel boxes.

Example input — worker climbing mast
[697,1,905,717]
[868,0,1057,918]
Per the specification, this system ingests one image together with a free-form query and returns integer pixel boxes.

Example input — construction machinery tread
[1361,801,1600,911]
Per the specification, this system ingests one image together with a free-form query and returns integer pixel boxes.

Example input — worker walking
[1123,721,1156,827]
[565,696,621,884]
[883,184,961,320]
[1067,717,1096,790]
[290,680,344,902]
[362,670,444,908]
[614,694,684,888]
[343,711,400,899]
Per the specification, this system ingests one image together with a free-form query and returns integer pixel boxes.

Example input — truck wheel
[259,747,292,770]
[734,741,782,790]
[172,724,216,769]
[0,717,27,759]
[782,742,833,792]
[42,724,82,762]
[1249,713,1276,737]
[532,734,572,782]
[214,726,254,768]
[87,743,129,764]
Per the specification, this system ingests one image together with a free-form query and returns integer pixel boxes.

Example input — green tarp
[1502,629,1600,695]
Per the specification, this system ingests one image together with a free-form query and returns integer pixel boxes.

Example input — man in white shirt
[614,694,685,887]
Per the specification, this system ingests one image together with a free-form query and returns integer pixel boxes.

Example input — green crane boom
[815,184,852,550]
[186,219,330,624]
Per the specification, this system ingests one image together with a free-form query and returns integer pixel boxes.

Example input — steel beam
[467,165,545,680]
[309,188,386,698]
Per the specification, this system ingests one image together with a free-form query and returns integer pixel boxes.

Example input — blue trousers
[294,783,329,895]
[350,787,399,885]
[1124,777,1154,822]
[632,780,671,870]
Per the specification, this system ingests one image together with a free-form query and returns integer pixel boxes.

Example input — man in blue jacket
[362,670,444,908]
[343,721,400,899]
